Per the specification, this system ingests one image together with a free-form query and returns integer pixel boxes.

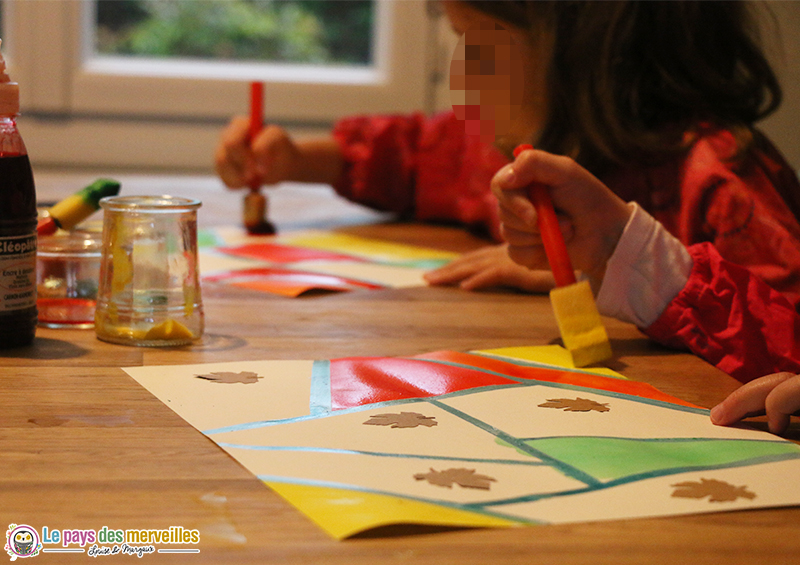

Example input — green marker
[37,178,121,235]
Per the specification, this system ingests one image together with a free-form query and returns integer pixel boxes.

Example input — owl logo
[4,524,41,560]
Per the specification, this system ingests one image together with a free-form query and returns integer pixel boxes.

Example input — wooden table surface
[2,175,799,564]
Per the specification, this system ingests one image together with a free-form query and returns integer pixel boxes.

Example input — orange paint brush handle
[248,81,264,192]
[527,182,576,287]
[513,144,576,287]
[243,81,276,235]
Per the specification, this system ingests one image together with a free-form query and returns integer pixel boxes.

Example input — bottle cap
[0,39,20,115]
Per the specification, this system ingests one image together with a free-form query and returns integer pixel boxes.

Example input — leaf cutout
[414,468,496,490]
[538,397,610,412]
[195,371,263,384]
[671,478,756,503]
[363,412,438,429]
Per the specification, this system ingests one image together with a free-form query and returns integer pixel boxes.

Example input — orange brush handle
[513,144,576,287]
[248,81,264,192]
[527,183,576,287]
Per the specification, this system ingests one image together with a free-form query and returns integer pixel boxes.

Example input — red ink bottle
[0,39,37,348]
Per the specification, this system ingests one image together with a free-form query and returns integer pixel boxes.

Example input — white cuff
[596,202,693,327]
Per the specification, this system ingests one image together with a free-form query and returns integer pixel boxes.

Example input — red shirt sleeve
[602,128,800,311]
[678,131,800,309]
[332,113,425,216]
[332,111,508,240]
[645,242,800,383]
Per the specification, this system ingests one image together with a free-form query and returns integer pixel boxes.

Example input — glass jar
[94,195,203,346]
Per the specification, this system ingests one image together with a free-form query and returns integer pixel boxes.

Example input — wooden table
[3,176,798,564]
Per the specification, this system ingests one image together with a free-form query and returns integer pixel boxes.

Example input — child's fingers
[214,151,246,189]
[425,246,509,287]
[251,125,301,185]
[501,224,548,271]
[214,116,253,188]
[493,164,538,221]
[496,215,534,240]
[457,265,519,291]
[503,148,583,191]
[424,251,487,286]
[459,265,555,293]
[501,213,575,246]
[496,192,537,228]
[764,374,800,434]
[496,149,608,237]
[252,125,287,180]
[501,224,541,247]
[220,116,251,146]
[506,243,549,271]
[711,372,797,431]
[493,162,523,191]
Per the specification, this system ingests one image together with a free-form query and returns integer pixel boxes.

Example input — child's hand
[214,117,303,189]
[492,148,631,288]
[424,244,556,292]
[711,372,800,435]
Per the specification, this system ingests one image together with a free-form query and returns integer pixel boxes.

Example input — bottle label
[0,233,36,312]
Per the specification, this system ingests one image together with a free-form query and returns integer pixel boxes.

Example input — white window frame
[3,0,442,170]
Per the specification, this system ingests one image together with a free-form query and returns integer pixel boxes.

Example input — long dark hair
[464,1,782,174]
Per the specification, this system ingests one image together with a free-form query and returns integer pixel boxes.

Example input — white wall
[760,1,800,170]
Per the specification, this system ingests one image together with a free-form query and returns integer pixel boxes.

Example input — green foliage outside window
[95,0,373,65]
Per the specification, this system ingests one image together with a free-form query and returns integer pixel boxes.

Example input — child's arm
[214,117,343,189]
[496,147,800,434]
[711,373,800,435]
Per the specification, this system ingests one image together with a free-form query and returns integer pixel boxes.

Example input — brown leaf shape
[414,468,496,490]
[195,371,263,384]
[363,412,438,429]
[538,397,610,412]
[671,478,756,503]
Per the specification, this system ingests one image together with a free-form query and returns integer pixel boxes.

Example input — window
[95,1,374,67]
[4,0,442,170]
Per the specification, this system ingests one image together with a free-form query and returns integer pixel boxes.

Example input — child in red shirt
[215,1,800,312]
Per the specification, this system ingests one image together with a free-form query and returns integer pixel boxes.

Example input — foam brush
[37,178,121,235]
[514,144,612,367]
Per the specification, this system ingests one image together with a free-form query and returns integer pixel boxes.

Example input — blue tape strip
[310,359,332,415]
[217,442,549,466]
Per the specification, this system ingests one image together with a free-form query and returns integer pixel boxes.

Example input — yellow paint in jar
[144,318,194,341]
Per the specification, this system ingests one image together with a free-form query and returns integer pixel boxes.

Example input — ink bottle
[0,39,37,348]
